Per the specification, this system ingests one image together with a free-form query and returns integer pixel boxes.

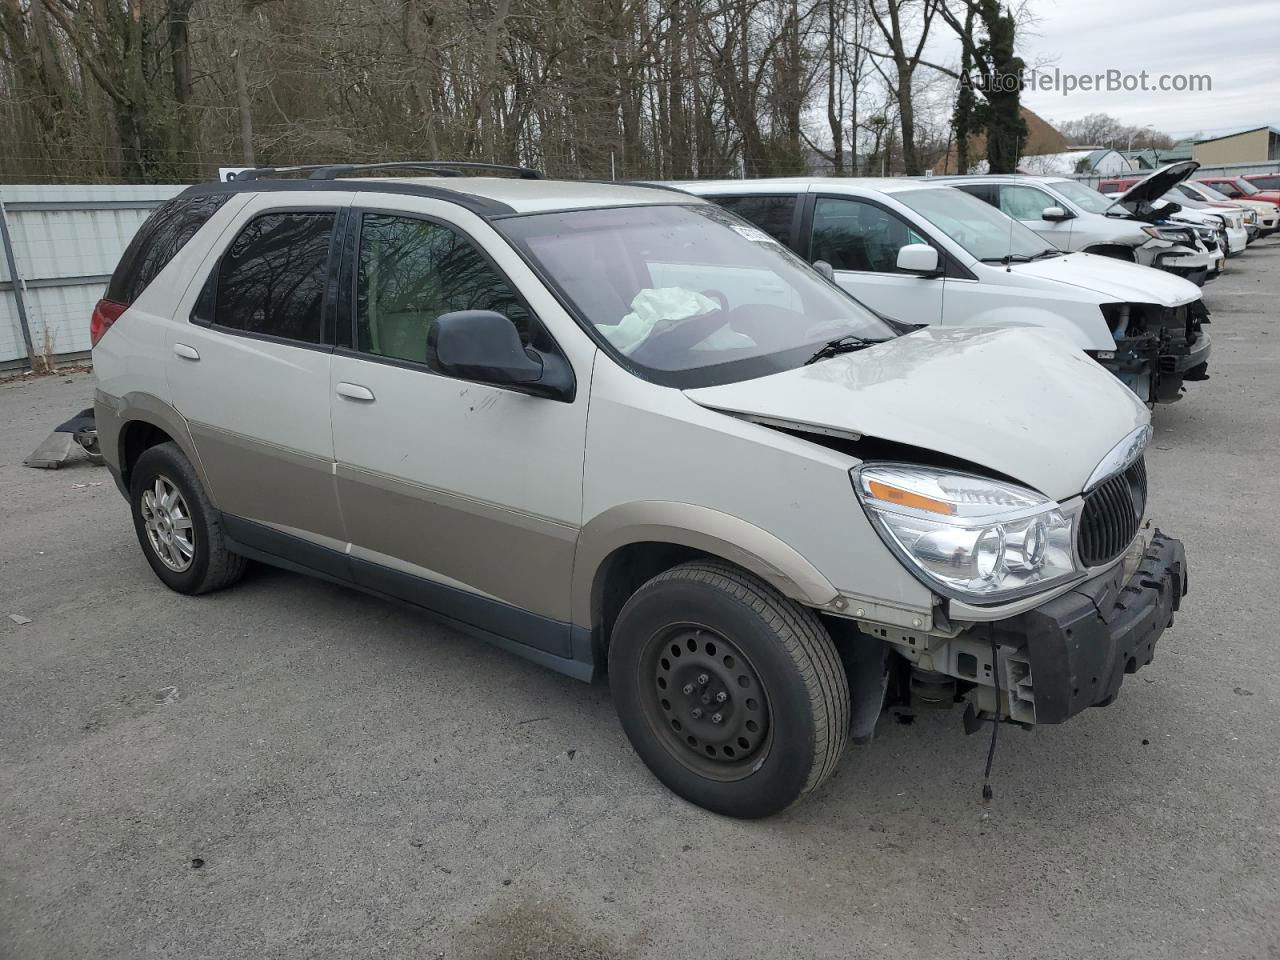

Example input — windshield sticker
[731,224,780,244]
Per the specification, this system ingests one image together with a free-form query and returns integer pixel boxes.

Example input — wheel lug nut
[715,691,727,703]
[683,684,694,695]
[697,673,709,685]
[711,713,723,724]
[691,708,703,719]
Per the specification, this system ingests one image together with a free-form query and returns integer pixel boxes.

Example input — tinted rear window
[712,195,799,246]
[107,194,229,304]
[211,211,336,345]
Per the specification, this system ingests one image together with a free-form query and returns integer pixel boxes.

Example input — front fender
[572,501,839,627]
[962,307,1115,352]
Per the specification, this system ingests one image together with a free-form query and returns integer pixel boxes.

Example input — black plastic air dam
[990,531,1187,724]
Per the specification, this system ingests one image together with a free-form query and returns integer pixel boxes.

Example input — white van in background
[673,177,1211,404]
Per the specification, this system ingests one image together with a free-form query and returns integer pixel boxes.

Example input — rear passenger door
[328,202,589,657]
[167,194,350,556]
[806,196,944,324]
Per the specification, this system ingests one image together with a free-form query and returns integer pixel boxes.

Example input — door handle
[335,382,376,402]
[173,343,200,361]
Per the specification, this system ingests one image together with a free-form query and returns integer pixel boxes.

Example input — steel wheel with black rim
[609,561,849,818]
[129,441,246,595]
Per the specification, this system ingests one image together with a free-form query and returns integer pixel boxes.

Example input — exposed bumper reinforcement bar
[991,531,1187,724]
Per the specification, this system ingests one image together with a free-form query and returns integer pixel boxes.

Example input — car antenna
[1005,205,1015,272]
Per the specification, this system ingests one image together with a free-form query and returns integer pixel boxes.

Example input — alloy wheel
[140,474,195,573]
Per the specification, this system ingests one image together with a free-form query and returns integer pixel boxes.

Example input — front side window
[893,187,1052,262]
[497,203,890,387]
[1193,182,1233,202]
[355,214,530,364]
[998,184,1055,221]
[1206,180,1243,197]
[810,197,929,273]
[1050,179,1116,215]
[212,211,335,344]
[713,195,799,247]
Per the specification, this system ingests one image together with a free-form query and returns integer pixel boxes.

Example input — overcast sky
[1011,0,1280,140]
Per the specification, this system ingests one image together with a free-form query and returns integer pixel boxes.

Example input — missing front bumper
[989,530,1187,724]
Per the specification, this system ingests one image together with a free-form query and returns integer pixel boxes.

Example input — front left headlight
[853,464,1080,604]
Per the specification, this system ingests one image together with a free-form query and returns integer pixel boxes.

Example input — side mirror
[813,259,835,281]
[1042,206,1072,222]
[426,310,572,400]
[896,243,940,275]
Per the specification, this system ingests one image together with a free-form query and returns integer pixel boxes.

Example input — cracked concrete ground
[2,241,1278,959]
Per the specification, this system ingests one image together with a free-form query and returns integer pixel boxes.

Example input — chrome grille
[1078,457,1147,567]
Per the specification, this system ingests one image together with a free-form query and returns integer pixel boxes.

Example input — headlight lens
[1142,225,1193,243]
[853,464,1080,604]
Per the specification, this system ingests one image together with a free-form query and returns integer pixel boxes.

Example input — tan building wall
[1194,129,1270,165]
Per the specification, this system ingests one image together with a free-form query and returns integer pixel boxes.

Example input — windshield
[1052,179,1116,215]
[1229,178,1260,196]
[895,188,1051,261]
[497,203,892,387]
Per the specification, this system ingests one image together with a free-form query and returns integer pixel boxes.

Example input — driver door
[808,196,944,325]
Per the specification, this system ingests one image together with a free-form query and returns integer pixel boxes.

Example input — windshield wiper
[1032,248,1063,259]
[804,335,885,365]
[979,253,1034,264]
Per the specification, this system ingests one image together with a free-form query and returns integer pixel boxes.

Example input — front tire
[609,561,849,818]
[129,442,246,595]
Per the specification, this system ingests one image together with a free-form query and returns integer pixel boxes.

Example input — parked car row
[1099,165,1279,253]
[92,162,1193,818]
[673,168,1212,406]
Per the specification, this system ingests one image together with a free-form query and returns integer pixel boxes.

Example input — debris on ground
[24,408,104,469]
[8,614,33,625]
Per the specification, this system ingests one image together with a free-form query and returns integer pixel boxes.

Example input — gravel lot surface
[2,242,1278,959]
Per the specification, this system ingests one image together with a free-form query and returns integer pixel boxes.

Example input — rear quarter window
[712,195,799,246]
[107,194,230,304]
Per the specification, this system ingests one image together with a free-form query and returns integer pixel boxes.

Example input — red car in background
[1197,176,1280,208]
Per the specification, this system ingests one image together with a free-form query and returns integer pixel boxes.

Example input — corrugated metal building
[1,184,186,370]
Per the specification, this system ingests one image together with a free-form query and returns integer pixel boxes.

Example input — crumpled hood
[1012,252,1201,307]
[684,327,1150,501]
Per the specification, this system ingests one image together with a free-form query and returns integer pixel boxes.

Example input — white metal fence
[1072,159,1280,188]
[0,184,187,370]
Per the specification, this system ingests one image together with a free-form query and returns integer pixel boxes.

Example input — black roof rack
[225,161,543,182]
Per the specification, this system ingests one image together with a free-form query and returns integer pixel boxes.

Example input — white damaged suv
[91,164,1189,817]
[676,177,1211,405]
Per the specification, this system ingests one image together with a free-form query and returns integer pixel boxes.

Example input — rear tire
[609,561,849,818]
[129,442,246,595]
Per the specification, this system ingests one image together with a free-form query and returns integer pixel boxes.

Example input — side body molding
[572,500,840,627]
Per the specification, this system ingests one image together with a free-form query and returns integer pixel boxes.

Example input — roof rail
[225,161,543,182]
